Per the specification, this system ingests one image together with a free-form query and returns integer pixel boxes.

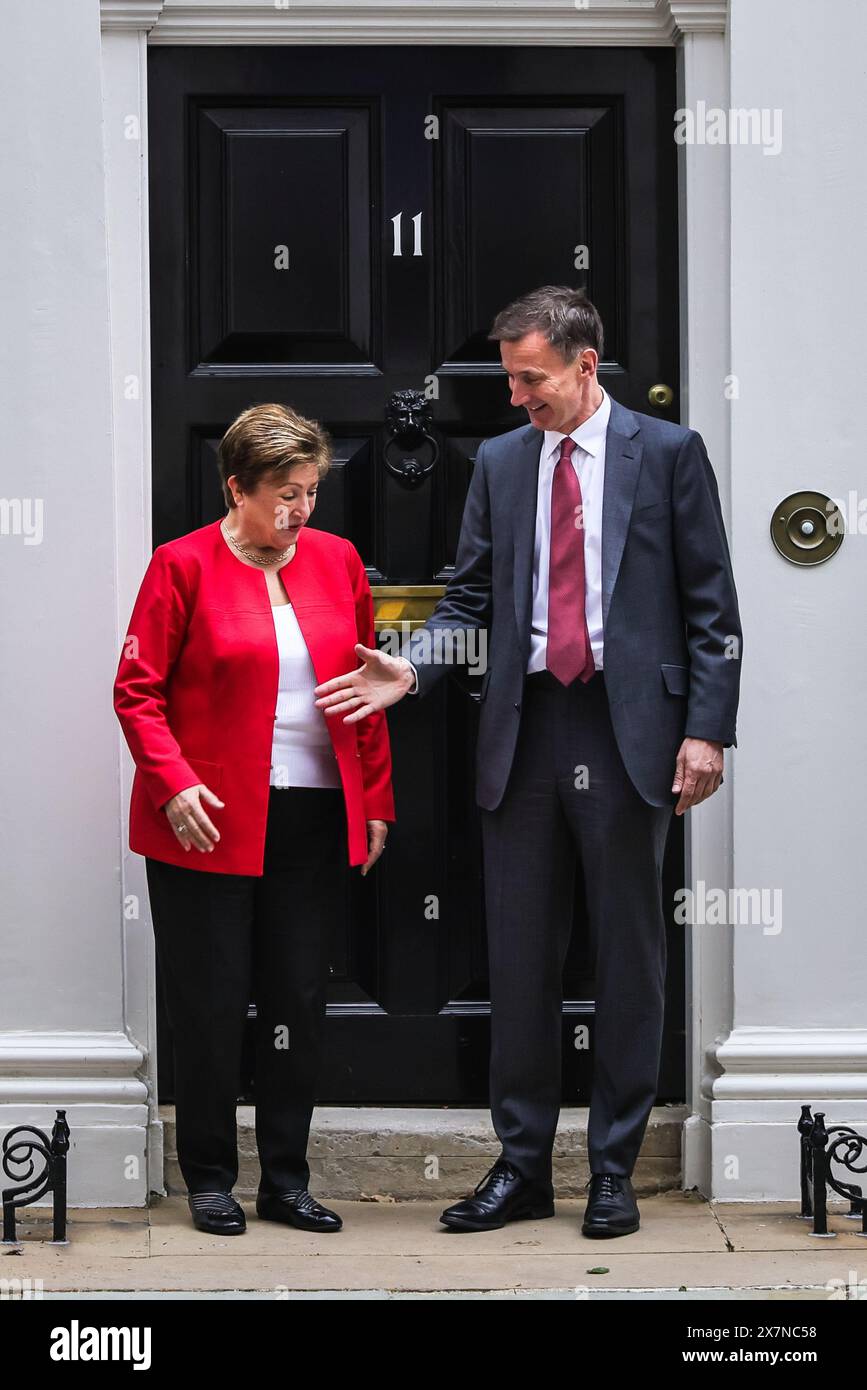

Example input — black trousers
[145,785,346,1196]
[479,669,674,1186]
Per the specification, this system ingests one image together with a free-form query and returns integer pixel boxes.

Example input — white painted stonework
[0,0,862,1204]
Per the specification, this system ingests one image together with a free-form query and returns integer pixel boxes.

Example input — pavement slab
[1,1193,863,1297]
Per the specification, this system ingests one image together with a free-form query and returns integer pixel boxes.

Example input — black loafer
[187,1191,246,1235]
[439,1160,555,1232]
[581,1173,640,1238]
[256,1189,343,1232]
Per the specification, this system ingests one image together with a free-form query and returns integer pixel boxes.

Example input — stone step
[159,1104,686,1200]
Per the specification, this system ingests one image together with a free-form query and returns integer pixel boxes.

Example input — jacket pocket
[633,494,671,516]
[186,757,224,792]
[660,663,690,697]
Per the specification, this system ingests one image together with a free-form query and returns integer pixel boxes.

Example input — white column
[0,0,163,1207]
[705,0,867,1198]
[668,5,737,1198]
[102,0,168,1203]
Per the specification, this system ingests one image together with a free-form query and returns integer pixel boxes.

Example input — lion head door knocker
[383,389,440,487]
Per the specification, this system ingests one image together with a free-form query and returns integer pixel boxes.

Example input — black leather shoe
[581,1173,640,1238]
[256,1189,343,1232]
[439,1160,555,1232]
[187,1191,246,1235]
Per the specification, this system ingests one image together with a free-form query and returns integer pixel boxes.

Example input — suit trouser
[145,785,346,1195]
[479,668,674,1186]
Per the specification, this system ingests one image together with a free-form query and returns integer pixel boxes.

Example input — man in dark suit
[314,286,741,1238]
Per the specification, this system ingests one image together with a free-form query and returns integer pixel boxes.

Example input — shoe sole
[440,1205,555,1232]
[256,1209,342,1232]
[191,1222,246,1235]
[581,1220,640,1238]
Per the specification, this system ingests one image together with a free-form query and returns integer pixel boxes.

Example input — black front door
[148,44,684,1105]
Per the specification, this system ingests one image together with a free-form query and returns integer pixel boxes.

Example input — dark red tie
[546,437,596,686]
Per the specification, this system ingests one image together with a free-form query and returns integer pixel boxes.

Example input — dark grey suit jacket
[400,395,742,810]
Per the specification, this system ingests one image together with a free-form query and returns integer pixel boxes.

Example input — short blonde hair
[217,402,332,508]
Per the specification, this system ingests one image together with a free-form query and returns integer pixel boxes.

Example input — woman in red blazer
[114,403,395,1237]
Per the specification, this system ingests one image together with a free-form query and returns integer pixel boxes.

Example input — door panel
[194,104,377,368]
[437,103,620,368]
[149,44,684,1105]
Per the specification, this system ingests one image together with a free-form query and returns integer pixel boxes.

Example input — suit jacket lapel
[600,398,643,632]
[511,426,544,652]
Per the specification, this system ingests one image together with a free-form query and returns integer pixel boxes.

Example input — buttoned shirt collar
[542,386,611,463]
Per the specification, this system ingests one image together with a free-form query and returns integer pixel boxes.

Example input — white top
[269,603,342,789]
[527,386,611,674]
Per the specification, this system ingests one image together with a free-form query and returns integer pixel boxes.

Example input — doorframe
[101,0,732,1198]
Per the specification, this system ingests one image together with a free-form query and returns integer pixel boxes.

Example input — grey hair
[488,285,604,363]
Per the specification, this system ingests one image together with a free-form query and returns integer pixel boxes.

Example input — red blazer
[113,520,395,874]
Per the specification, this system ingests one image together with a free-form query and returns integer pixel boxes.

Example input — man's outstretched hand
[314,644,415,723]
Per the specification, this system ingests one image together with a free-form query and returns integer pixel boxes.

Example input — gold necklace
[221,520,296,568]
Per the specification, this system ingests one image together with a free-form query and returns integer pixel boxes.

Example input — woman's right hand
[163,783,225,853]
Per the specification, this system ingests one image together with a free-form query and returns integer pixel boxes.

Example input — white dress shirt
[527,386,610,674]
[270,602,342,788]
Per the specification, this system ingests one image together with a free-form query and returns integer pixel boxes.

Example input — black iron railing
[2,1110,70,1243]
[798,1104,867,1237]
